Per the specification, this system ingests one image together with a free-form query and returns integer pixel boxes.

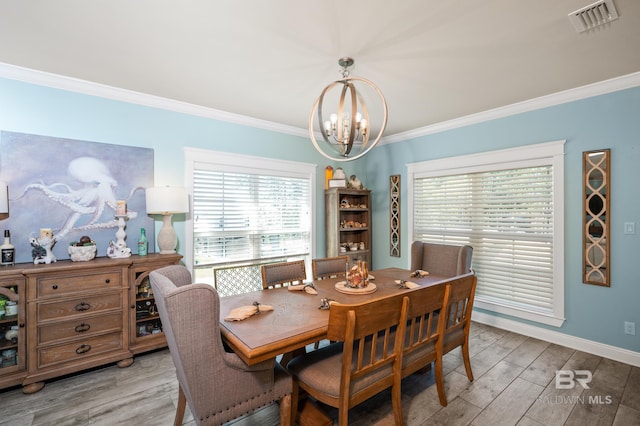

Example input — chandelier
[309,57,388,162]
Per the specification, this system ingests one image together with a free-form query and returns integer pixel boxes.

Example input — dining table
[218,267,450,366]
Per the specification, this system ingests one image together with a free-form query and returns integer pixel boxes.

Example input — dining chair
[260,260,307,289]
[213,263,263,296]
[312,255,349,280]
[410,241,473,277]
[399,282,450,406]
[310,255,350,349]
[441,271,477,385]
[149,265,292,426]
[287,294,409,426]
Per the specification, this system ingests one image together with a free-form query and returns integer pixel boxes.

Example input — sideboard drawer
[37,332,124,369]
[36,271,122,297]
[37,293,122,322]
[38,312,122,345]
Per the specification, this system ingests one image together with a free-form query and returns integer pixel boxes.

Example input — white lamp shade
[0,182,8,213]
[145,187,189,215]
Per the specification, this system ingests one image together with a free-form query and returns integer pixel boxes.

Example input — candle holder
[107,215,132,258]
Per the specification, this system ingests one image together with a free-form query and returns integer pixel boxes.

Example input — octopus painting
[1,131,154,264]
[18,156,142,241]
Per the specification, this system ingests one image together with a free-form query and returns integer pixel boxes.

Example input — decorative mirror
[583,149,610,286]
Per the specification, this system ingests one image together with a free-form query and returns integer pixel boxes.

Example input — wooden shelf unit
[325,188,372,267]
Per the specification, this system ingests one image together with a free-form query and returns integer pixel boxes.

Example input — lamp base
[157,214,178,254]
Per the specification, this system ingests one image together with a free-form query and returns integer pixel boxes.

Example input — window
[184,148,316,286]
[408,141,565,327]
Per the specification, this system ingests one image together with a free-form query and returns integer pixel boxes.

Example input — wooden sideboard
[0,253,181,393]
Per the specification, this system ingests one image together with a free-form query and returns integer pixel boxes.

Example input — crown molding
[381,71,640,144]
[2,62,639,144]
[0,62,309,139]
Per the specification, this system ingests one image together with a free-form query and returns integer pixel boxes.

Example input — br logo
[555,370,592,389]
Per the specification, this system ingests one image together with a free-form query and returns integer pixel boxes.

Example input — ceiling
[1,0,639,138]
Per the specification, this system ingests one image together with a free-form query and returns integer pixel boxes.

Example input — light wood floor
[1,322,639,425]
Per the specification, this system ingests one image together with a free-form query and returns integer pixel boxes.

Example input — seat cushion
[287,341,395,399]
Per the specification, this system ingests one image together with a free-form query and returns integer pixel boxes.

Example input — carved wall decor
[583,149,610,286]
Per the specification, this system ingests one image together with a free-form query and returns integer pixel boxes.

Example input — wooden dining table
[218,267,449,366]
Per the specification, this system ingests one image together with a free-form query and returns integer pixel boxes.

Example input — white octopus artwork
[19,156,140,241]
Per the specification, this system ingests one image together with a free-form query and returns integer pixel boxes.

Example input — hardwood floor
[1,322,639,425]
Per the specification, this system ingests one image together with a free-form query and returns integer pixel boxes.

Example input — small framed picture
[329,179,347,188]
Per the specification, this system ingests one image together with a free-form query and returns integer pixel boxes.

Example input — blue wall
[362,87,640,353]
[1,75,639,354]
[0,77,330,257]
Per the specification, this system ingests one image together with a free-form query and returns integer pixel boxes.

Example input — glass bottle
[138,228,148,256]
[0,230,15,266]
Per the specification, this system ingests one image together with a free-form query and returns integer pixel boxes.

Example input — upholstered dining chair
[287,294,409,426]
[441,271,477,386]
[149,265,292,426]
[260,260,307,289]
[311,255,349,280]
[410,241,473,277]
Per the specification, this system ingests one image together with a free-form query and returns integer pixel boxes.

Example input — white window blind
[414,166,553,308]
[408,141,565,327]
[192,169,311,267]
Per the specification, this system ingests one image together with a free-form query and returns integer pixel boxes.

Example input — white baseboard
[472,310,640,367]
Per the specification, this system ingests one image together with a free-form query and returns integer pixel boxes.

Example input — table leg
[297,398,332,426]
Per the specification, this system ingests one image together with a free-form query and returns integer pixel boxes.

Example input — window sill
[474,299,565,327]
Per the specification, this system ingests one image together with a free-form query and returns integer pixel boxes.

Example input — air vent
[568,0,619,33]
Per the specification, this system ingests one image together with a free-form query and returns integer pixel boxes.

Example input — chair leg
[434,357,447,407]
[290,381,300,426]
[338,393,350,426]
[174,385,187,426]
[461,341,474,382]
[391,380,404,426]
[338,409,349,426]
[280,393,292,426]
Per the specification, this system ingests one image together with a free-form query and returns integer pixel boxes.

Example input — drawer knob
[52,284,58,290]
[74,302,91,312]
[105,278,110,283]
[75,344,92,355]
[75,323,91,333]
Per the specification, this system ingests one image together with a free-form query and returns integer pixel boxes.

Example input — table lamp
[145,186,189,254]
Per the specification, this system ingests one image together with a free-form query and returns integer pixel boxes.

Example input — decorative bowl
[68,244,97,262]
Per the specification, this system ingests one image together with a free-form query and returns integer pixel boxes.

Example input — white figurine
[107,240,132,258]
[348,175,364,190]
[29,234,57,264]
